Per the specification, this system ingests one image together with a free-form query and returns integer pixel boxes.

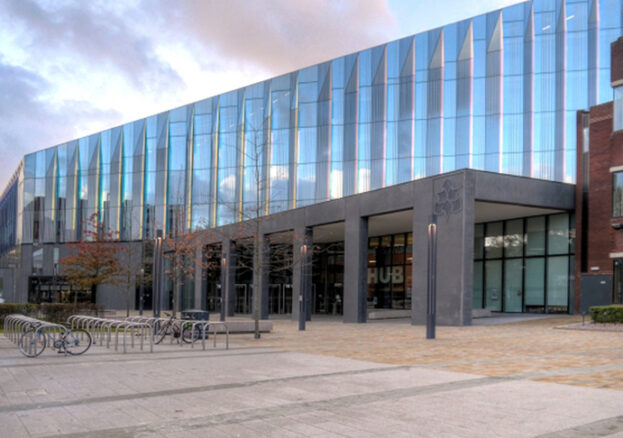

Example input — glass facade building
[0,0,617,318]
[0,0,620,251]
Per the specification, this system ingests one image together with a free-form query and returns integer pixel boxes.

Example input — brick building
[576,37,623,310]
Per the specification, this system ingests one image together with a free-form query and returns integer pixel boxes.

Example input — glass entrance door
[235,284,252,313]
[485,260,502,311]
[269,284,292,314]
[504,259,523,312]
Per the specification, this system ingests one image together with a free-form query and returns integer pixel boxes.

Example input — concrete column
[344,213,368,323]
[253,234,270,320]
[292,227,313,325]
[412,179,433,325]
[16,245,33,303]
[220,239,237,318]
[412,173,474,326]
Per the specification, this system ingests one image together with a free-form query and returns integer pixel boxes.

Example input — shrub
[589,305,623,323]
[0,303,103,329]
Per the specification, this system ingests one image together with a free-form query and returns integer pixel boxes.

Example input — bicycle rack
[66,316,154,353]
[62,314,231,353]
[4,315,45,344]
[187,321,229,350]
[4,315,69,356]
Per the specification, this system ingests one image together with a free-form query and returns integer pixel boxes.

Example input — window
[32,248,43,275]
[474,213,574,313]
[615,86,623,132]
[613,172,623,217]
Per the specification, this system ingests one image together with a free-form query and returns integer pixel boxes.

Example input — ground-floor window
[473,213,575,313]
[312,243,344,315]
[367,233,412,310]
[28,276,95,304]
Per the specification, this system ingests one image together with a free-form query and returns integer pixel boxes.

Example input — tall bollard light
[426,216,437,340]
[220,255,227,322]
[299,243,308,331]
[153,229,163,318]
[139,267,145,316]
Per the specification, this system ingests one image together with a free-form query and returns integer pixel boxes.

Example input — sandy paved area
[235,315,623,390]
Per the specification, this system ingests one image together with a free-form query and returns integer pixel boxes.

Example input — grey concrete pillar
[18,245,33,303]
[292,226,313,324]
[344,213,368,323]
[412,179,433,325]
[220,239,237,318]
[412,173,475,326]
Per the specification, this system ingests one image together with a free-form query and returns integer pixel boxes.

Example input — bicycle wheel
[182,325,200,343]
[18,329,46,357]
[63,329,92,355]
[154,322,169,344]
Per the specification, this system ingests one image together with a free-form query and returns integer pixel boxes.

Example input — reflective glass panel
[473,261,483,309]
[504,219,523,258]
[547,255,569,309]
[485,222,503,259]
[614,172,623,217]
[474,224,484,259]
[547,213,569,255]
[524,257,545,309]
[525,216,546,256]
[615,86,623,131]
[485,260,502,311]
[504,259,523,312]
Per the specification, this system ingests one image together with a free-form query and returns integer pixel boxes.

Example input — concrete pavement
[1,316,623,436]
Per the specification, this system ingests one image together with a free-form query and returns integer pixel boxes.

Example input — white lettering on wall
[367,266,404,284]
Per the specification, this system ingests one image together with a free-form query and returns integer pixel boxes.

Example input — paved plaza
[1,315,623,437]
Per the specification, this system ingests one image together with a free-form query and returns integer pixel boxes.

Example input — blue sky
[0,0,522,191]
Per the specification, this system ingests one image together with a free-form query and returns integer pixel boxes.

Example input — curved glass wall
[8,0,623,244]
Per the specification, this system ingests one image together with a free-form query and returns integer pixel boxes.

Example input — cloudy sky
[0,0,521,191]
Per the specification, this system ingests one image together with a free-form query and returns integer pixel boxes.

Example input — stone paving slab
[1,316,623,436]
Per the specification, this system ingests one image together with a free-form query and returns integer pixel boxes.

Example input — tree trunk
[172,279,178,318]
[126,284,131,318]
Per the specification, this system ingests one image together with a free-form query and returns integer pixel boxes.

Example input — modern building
[576,36,623,309]
[0,0,621,325]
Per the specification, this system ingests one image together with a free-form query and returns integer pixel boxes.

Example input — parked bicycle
[153,313,200,344]
[18,322,92,357]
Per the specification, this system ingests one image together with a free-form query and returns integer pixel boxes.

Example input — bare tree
[205,118,311,339]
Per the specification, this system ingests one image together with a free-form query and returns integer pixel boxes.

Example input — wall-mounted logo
[434,179,462,217]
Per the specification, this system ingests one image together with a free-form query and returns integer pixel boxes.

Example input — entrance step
[368,310,411,320]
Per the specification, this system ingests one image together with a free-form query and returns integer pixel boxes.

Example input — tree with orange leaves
[59,214,124,305]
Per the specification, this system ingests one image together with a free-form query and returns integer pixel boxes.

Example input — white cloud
[0,0,397,191]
